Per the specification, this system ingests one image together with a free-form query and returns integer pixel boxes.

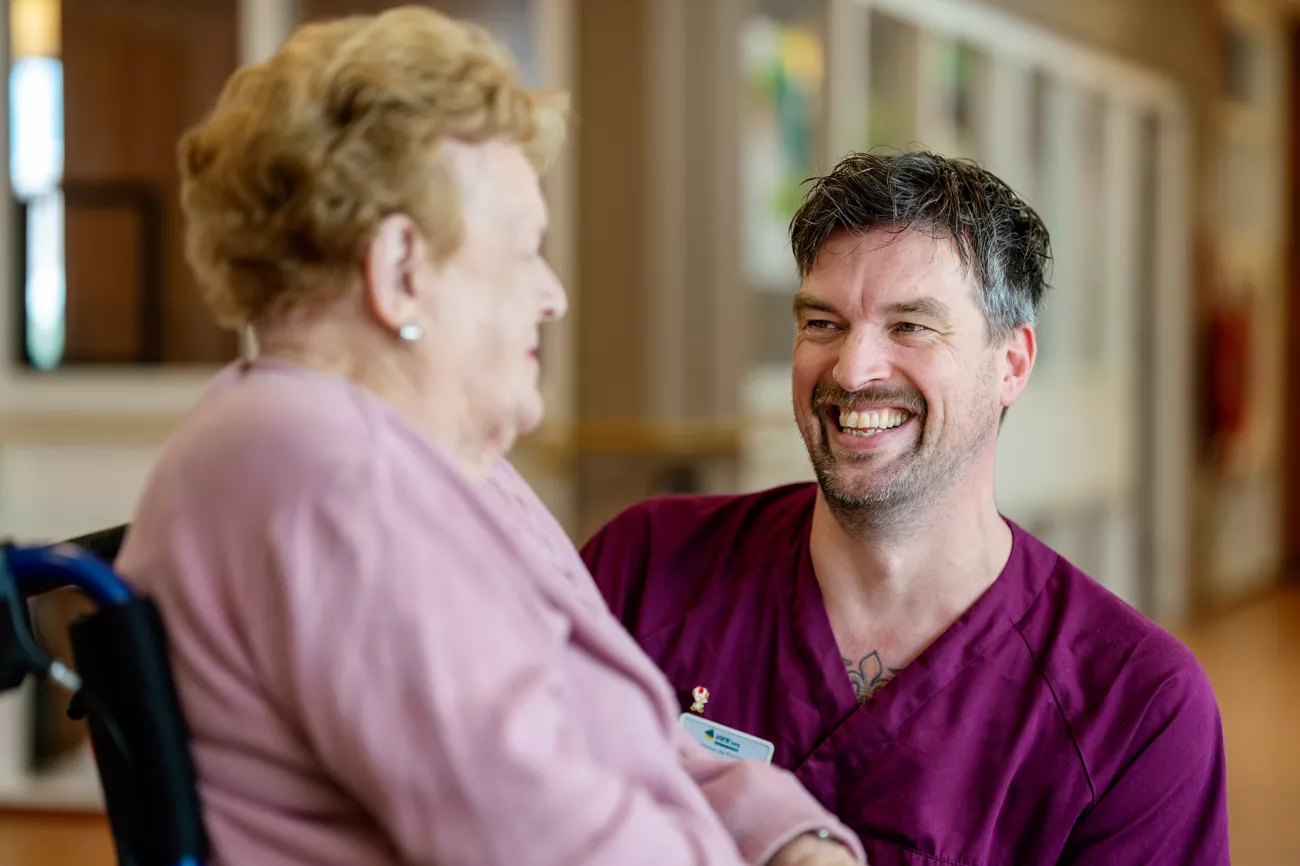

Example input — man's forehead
[804,229,972,303]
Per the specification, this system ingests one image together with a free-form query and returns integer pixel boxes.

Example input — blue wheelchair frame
[1,539,209,866]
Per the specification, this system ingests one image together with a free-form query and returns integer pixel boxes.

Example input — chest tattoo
[843,651,901,703]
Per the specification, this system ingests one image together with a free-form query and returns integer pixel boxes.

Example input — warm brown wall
[574,0,651,422]
[1287,20,1300,583]
[61,0,239,365]
[983,0,1217,80]
[298,0,394,20]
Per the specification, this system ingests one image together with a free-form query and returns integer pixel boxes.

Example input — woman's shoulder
[178,369,361,476]
[150,361,453,518]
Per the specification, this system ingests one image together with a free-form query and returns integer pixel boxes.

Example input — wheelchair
[0,524,210,866]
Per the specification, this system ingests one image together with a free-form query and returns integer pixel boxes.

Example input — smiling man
[581,152,1230,864]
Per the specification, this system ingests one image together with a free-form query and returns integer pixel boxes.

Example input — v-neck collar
[790,512,1058,779]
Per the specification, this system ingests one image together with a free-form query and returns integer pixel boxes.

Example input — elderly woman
[115,8,863,866]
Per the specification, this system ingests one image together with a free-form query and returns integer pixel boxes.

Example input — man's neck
[809,478,1013,694]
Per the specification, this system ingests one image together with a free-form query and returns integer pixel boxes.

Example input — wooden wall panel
[59,0,239,365]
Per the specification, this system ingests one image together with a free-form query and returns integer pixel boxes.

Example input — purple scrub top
[581,483,1231,865]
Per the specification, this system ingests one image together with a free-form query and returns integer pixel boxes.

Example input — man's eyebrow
[792,292,838,316]
[886,297,952,321]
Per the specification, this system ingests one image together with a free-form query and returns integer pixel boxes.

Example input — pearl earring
[398,323,423,342]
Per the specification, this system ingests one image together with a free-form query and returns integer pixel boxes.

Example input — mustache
[811,382,926,416]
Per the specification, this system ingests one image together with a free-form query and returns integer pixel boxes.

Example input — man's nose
[832,332,892,392]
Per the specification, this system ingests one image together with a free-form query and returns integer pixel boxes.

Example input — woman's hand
[769,832,861,866]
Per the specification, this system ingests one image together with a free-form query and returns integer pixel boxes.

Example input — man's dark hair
[789,150,1052,343]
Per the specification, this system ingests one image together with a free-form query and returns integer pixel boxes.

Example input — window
[939,40,988,161]
[740,0,825,296]
[1078,90,1107,364]
[7,0,241,369]
[866,12,918,151]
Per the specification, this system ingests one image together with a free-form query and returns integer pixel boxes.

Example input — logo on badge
[703,729,740,752]
[679,713,775,764]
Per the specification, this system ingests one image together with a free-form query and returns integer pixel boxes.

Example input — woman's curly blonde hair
[178,6,568,329]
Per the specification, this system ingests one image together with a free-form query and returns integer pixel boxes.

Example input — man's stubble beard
[802,365,1000,537]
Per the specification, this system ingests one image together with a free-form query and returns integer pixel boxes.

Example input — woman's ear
[363,213,425,334]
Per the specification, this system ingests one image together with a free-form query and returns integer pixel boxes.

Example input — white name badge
[679,713,775,764]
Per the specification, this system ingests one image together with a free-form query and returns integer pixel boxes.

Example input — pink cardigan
[116,358,864,865]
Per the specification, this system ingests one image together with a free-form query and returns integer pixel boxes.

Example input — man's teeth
[839,408,910,435]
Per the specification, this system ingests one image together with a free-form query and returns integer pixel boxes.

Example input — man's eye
[805,320,838,331]
[895,322,929,334]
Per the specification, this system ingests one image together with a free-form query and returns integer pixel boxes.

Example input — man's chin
[812,464,890,503]
[811,442,914,493]
[818,479,891,508]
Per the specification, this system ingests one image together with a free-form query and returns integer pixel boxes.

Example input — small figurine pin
[690,686,710,714]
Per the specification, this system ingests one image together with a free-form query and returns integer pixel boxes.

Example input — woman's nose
[540,264,567,322]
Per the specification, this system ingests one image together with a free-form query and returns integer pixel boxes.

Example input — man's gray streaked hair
[789,150,1052,343]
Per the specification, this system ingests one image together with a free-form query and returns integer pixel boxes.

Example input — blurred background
[0,0,1295,863]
